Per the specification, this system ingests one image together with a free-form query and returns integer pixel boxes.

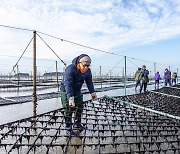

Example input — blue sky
[0,0,180,75]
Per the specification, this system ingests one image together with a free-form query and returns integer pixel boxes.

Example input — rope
[10,36,34,75]
[127,57,139,68]
[37,31,124,57]
[36,33,66,66]
[1,24,180,68]
[45,61,56,73]
[0,24,33,32]
[106,57,124,75]
[127,56,155,64]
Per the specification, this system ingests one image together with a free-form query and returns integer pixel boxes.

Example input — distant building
[14,73,29,78]
[43,72,63,77]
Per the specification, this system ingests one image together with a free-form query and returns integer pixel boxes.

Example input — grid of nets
[0,86,180,154]
[116,85,180,117]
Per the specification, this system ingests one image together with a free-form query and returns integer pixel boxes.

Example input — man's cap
[78,54,91,63]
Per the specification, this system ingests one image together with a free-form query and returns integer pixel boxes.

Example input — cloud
[0,0,180,61]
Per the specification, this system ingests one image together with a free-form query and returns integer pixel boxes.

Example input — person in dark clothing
[155,71,160,89]
[139,65,149,93]
[164,68,171,86]
[60,54,97,136]
[172,72,177,85]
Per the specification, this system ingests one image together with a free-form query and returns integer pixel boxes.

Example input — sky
[0,0,180,75]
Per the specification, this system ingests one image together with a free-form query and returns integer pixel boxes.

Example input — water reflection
[0,82,163,125]
[65,134,83,154]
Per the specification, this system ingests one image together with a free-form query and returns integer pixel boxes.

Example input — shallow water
[0,82,163,125]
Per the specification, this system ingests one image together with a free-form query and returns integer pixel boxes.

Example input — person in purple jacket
[164,68,171,86]
[155,71,160,89]
[60,54,97,136]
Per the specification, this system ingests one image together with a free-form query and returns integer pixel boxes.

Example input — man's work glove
[68,97,75,107]
[91,92,98,101]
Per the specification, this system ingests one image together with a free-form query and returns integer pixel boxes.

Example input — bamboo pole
[124,56,127,96]
[154,63,156,89]
[100,66,102,89]
[56,61,59,91]
[17,65,19,86]
[32,31,37,117]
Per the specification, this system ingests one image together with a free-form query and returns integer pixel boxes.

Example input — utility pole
[32,31,37,117]
[17,65,20,86]
[56,61,59,91]
[110,70,111,87]
[154,63,156,89]
[177,68,179,83]
[124,56,127,96]
[100,66,102,89]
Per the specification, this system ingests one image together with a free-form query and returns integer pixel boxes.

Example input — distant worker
[60,54,97,136]
[155,71,160,89]
[172,72,177,85]
[139,65,149,93]
[134,67,141,90]
[164,68,171,86]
